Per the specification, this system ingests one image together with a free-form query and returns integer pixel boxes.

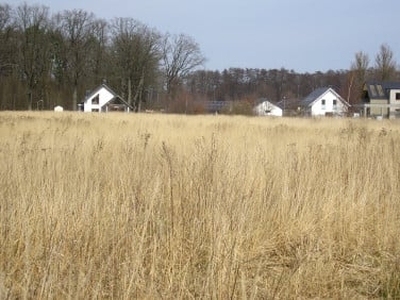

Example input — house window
[369,84,378,97]
[396,93,400,100]
[92,94,99,104]
[333,99,337,109]
[321,99,326,110]
[377,85,385,97]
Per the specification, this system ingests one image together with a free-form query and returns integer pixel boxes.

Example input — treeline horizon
[1,2,399,112]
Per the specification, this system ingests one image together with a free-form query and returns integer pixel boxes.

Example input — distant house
[359,81,400,118]
[253,98,283,117]
[301,87,350,117]
[81,84,132,113]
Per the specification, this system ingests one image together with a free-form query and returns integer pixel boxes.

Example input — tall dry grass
[1,112,400,299]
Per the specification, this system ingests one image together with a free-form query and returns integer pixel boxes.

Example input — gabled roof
[85,83,133,110]
[364,81,400,100]
[85,83,117,100]
[106,96,133,109]
[301,87,350,107]
[301,87,329,106]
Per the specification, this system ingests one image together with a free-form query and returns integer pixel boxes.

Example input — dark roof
[106,96,133,109]
[301,87,331,106]
[301,87,350,107]
[364,81,400,100]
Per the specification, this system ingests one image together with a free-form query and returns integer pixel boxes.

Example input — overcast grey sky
[13,0,400,73]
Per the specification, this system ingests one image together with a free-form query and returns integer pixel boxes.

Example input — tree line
[0,3,398,113]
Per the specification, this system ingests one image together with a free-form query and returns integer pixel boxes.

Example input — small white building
[301,87,350,117]
[254,99,283,117]
[81,84,132,113]
[54,106,63,112]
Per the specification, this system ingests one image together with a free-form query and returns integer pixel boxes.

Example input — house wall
[369,99,389,117]
[389,89,400,103]
[84,88,115,112]
[311,92,347,116]
[254,102,282,117]
[389,89,400,117]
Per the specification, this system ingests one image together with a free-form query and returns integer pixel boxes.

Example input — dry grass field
[1,111,400,299]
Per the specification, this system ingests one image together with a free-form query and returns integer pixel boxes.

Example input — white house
[254,99,283,117]
[81,84,132,113]
[301,87,350,117]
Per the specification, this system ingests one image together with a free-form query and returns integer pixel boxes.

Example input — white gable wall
[254,101,283,117]
[389,89,400,104]
[84,87,115,112]
[388,89,400,117]
[310,90,348,116]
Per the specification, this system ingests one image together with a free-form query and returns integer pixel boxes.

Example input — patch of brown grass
[1,112,400,298]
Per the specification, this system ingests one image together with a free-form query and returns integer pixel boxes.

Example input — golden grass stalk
[1,112,400,298]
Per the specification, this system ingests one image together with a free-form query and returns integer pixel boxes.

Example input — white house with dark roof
[253,98,283,117]
[301,87,350,117]
[81,84,132,113]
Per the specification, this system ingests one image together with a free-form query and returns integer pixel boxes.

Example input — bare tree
[0,4,14,76]
[352,51,370,79]
[90,18,109,85]
[375,43,396,81]
[268,68,288,102]
[15,3,51,110]
[161,33,205,108]
[0,4,17,109]
[55,9,96,110]
[0,4,11,30]
[110,18,160,111]
[347,51,370,103]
